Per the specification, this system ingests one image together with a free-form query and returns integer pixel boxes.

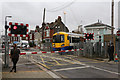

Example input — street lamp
[4,16,12,68]
[63,11,66,24]
[63,11,66,32]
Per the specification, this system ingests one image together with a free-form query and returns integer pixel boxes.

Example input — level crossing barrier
[8,48,83,55]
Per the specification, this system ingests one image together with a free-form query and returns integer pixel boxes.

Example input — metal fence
[116,41,120,58]
[39,41,120,58]
[74,41,120,58]
[40,42,52,51]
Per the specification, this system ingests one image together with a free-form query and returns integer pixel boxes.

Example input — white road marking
[91,66,120,75]
[54,66,90,72]
[47,71,61,78]
[24,56,62,79]
[42,54,119,75]
[32,58,61,78]
[41,54,86,65]
[21,54,119,76]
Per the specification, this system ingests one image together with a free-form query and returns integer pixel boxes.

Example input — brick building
[41,16,69,42]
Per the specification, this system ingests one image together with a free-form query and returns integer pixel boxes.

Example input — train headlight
[53,44,55,47]
[61,44,64,47]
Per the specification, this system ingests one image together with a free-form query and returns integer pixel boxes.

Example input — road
[1,48,119,79]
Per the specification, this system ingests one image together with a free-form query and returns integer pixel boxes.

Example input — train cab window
[61,35,64,42]
[53,35,64,43]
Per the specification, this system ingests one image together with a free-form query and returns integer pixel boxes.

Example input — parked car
[20,40,29,49]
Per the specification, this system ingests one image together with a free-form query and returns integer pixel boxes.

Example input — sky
[0,0,120,36]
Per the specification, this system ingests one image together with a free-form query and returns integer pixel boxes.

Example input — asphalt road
[20,50,119,78]
[1,49,119,79]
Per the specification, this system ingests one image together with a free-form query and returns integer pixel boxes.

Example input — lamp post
[64,12,66,32]
[64,12,66,24]
[4,16,12,68]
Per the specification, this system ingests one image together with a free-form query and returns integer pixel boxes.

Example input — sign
[117,30,120,36]
[8,22,29,40]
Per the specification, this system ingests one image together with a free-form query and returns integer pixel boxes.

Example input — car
[20,41,29,50]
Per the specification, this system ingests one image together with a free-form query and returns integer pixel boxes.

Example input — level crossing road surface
[1,49,119,80]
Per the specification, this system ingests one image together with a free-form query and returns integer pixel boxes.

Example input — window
[46,30,49,37]
[72,37,80,43]
[53,35,64,43]
[44,30,49,37]
[67,36,72,43]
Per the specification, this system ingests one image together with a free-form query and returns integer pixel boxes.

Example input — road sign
[117,30,120,36]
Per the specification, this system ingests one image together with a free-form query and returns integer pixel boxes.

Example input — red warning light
[87,34,89,37]
[13,26,17,29]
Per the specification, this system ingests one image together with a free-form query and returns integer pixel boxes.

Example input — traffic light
[85,34,90,39]
[85,33,94,40]
[11,25,27,35]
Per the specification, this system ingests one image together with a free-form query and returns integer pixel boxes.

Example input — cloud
[1,1,118,34]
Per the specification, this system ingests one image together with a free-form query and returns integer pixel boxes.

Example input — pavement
[94,58,119,64]
[1,55,54,80]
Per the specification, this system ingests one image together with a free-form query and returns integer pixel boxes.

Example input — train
[52,32,84,51]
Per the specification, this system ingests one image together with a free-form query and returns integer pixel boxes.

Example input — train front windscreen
[53,35,64,43]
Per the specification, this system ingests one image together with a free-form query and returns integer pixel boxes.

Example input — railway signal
[8,22,29,40]
[85,33,94,40]
[11,24,27,35]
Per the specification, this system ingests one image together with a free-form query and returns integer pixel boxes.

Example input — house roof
[84,22,111,28]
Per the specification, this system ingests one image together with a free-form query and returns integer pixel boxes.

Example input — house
[72,25,85,42]
[84,20,115,43]
[72,25,84,34]
[41,16,69,42]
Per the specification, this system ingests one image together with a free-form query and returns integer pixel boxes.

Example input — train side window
[68,36,71,43]
[72,37,80,43]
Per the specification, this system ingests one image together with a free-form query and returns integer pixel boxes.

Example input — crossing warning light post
[4,16,12,68]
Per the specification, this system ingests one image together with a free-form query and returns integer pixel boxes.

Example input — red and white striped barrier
[8,48,83,55]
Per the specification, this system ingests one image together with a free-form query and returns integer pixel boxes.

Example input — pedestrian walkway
[94,58,119,64]
[2,70,52,78]
[1,56,53,80]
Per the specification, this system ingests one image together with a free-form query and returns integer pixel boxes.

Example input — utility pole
[43,8,46,24]
[111,0,116,52]
[111,0,114,43]
[42,8,46,42]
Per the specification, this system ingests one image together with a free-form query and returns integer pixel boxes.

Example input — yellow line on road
[38,62,50,69]
[46,61,55,65]
[64,56,104,64]
[53,59,61,65]
[41,55,75,64]
[64,56,83,64]
[40,55,45,64]
[3,70,43,74]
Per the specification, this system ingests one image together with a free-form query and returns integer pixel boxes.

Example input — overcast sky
[0,0,119,35]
